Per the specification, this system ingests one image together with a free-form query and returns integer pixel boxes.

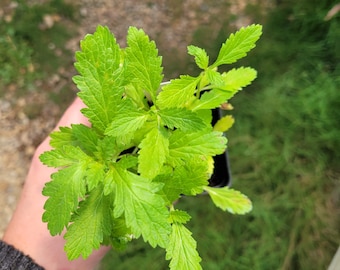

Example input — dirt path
[0,0,256,237]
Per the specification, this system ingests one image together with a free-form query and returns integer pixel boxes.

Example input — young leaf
[156,75,199,109]
[111,165,171,248]
[160,159,209,199]
[105,99,149,138]
[50,126,92,150]
[40,145,91,169]
[187,45,209,69]
[169,209,191,224]
[49,124,99,157]
[117,155,138,170]
[190,89,234,111]
[158,108,207,132]
[71,124,99,154]
[125,27,163,102]
[204,186,253,214]
[85,161,106,192]
[74,25,123,133]
[153,173,181,204]
[138,126,169,179]
[211,24,262,68]
[169,130,227,161]
[166,223,202,270]
[174,161,210,196]
[102,167,116,196]
[124,83,148,109]
[205,68,225,87]
[213,115,235,132]
[64,186,112,260]
[190,67,257,111]
[42,164,87,235]
[219,67,257,91]
[49,127,73,148]
[41,145,104,234]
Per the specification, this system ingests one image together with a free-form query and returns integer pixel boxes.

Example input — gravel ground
[0,0,256,238]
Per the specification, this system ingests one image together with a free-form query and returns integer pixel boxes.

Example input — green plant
[39,24,262,269]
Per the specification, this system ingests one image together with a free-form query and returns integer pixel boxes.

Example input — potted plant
[40,24,262,269]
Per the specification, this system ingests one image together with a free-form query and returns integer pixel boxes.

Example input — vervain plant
[39,24,262,269]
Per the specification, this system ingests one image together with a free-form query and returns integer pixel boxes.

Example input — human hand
[3,98,110,270]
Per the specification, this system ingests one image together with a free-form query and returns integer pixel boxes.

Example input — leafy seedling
[40,24,262,269]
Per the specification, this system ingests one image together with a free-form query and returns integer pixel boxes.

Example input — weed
[101,1,340,269]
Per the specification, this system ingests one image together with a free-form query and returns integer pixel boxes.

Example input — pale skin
[3,98,110,270]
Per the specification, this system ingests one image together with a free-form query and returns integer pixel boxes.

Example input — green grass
[0,0,77,97]
[224,68,339,270]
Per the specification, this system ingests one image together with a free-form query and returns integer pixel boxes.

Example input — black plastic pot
[209,108,231,188]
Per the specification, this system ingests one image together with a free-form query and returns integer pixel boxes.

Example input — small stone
[43,14,54,29]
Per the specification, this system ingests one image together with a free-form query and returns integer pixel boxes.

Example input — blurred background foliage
[0,0,339,269]
[0,0,77,96]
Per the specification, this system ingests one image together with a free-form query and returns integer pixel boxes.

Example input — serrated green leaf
[219,67,257,91]
[161,159,209,200]
[95,135,132,164]
[190,89,234,111]
[105,99,149,138]
[213,115,235,132]
[130,119,156,146]
[158,108,207,132]
[206,69,225,86]
[169,209,191,224]
[125,27,163,102]
[124,83,149,109]
[117,155,138,170]
[42,164,87,235]
[190,67,257,111]
[169,130,227,162]
[41,145,106,234]
[204,186,253,214]
[211,24,262,68]
[102,168,116,196]
[71,124,99,154]
[49,124,99,157]
[111,165,171,248]
[156,75,199,109]
[64,186,112,260]
[166,223,202,270]
[173,161,209,196]
[74,25,123,133]
[40,145,90,168]
[86,161,106,191]
[138,126,169,179]
[152,173,179,204]
[187,45,209,69]
[49,126,73,148]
